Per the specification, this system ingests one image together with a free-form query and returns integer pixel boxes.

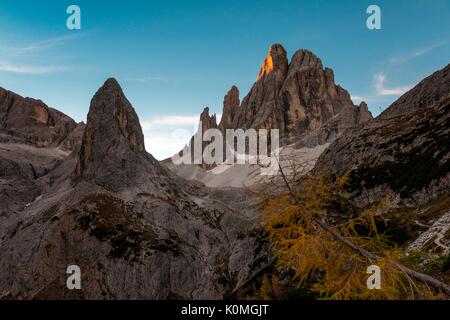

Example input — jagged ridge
[194,44,372,148]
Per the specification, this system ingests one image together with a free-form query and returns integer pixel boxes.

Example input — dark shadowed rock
[315,63,450,206]
[380,63,450,119]
[0,143,68,218]
[59,122,86,152]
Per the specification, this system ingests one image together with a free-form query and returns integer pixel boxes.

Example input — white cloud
[0,61,67,74]
[373,73,412,96]
[0,35,80,74]
[351,96,364,102]
[388,40,448,66]
[142,113,223,160]
[142,114,198,160]
[141,115,200,129]
[144,131,193,161]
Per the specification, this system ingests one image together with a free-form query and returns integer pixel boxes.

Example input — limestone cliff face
[0,87,78,148]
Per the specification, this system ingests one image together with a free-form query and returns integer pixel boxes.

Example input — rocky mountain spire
[199,107,218,131]
[232,44,288,130]
[357,101,372,123]
[219,85,240,132]
[225,44,372,144]
[76,78,163,191]
[257,44,289,81]
[380,63,450,119]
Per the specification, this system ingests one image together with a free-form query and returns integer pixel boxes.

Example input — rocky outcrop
[58,122,86,152]
[199,107,219,132]
[257,44,288,81]
[357,102,372,123]
[0,78,268,299]
[181,107,220,168]
[0,143,69,218]
[0,87,78,148]
[218,86,240,132]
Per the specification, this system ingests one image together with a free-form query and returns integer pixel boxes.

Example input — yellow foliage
[259,274,283,300]
[258,173,441,299]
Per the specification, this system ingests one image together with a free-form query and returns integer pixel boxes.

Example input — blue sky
[0,0,449,159]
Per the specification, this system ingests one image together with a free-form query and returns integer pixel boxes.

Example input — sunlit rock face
[256,44,287,81]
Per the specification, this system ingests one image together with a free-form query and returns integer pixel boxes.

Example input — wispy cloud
[0,61,67,74]
[0,34,81,74]
[388,40,448,66]
[373,73,412,96]
[0,34,80,56]
[126,76,169,83]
